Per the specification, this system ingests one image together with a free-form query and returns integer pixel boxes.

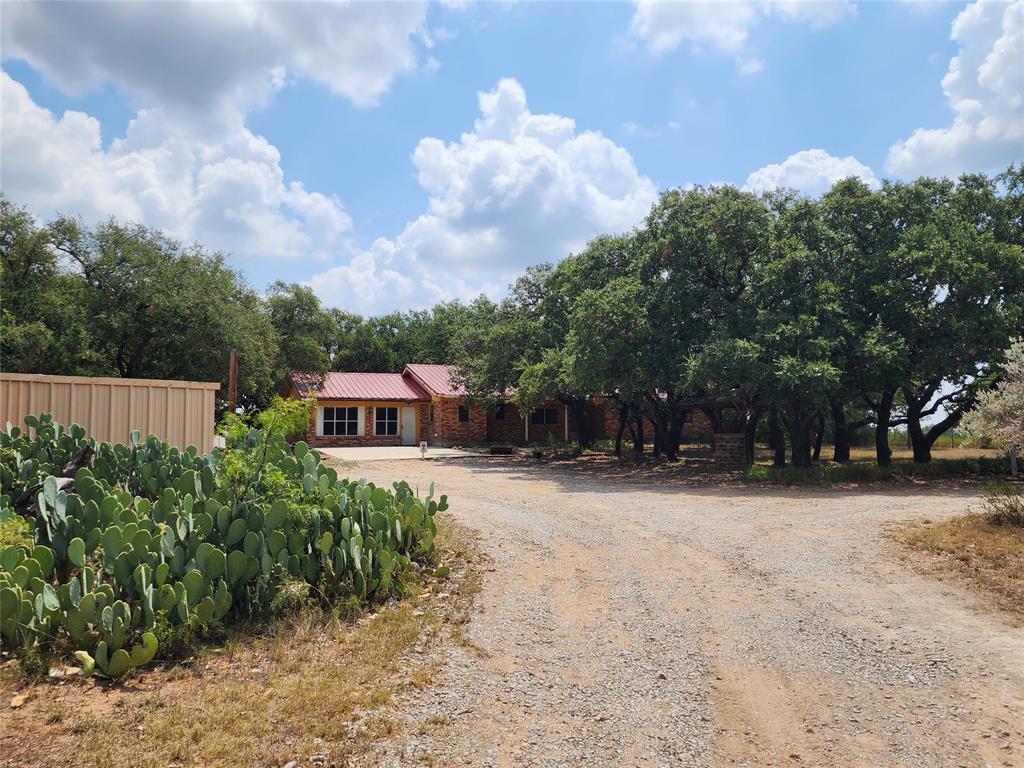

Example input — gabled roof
[288,371,429,402]
[403,363,467,397]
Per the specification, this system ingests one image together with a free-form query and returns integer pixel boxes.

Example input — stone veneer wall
[712,432,751,468]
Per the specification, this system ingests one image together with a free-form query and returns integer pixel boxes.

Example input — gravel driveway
[352,457,1023,768]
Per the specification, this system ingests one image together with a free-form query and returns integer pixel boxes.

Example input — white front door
[400,407,416,445]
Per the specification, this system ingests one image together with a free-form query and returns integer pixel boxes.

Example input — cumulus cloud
[307,78,659,313]
[743,148,879,196]
[1,0,429,122]
[631,1,760,56]
[630,0,854,72]
[886,0,1024,177]
[0,2,441,270]
[0,73,351,261]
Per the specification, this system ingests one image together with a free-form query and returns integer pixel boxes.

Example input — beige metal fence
[0,373,220,453]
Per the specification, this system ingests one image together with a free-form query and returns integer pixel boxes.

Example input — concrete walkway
[316,446,483,461]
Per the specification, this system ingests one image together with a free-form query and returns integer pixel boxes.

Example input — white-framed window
[374,406,399,436]
[531,407,558,425]
[319,406,361,437]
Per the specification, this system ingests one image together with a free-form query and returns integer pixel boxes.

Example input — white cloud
[0,3,441,272]
[770,0,856,28]
[743,148,879,196]
[631,1,760,56]
[1,0,430,122]
[886,0,1024,177]
[623,119,684,138]
[630,0,854,73]
[736,56,765,76]
[308,78,659,313]
[0,73,351,262]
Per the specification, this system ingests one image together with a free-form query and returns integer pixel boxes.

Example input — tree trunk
[812,411,825,462]
[614,405,627,457]
[744,409,760,466]
[646,396,681,461]
[633,411,645,454]
[905,399,932,463]
[831,400,851,463]
[788,419,813,468]
[652,412,678,460]
[572,398,591,448]
[665,409,684,462]
[874,390,894,467]
[768,406,786,467]
[903,386,975,465]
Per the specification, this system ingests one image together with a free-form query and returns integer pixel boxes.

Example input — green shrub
[256,396,315,443]
[539,435,582,456]
[0,510,33,549]
[0,412,448,679]
[744,456,1012,485]
[217,396,314,446]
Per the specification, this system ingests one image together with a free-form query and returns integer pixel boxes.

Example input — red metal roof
[289,371,429,401]
[403,363,467,397]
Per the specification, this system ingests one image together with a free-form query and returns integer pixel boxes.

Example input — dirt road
[353,457,1023,768]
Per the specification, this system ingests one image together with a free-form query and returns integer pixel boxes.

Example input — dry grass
[847,445,1002,461]
[900,513,1024,621]
[0,514,482,768]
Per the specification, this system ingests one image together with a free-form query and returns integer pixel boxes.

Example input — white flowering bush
[962,338,1023,453]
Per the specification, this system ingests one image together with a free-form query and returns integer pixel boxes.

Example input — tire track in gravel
[352,458,1023,768]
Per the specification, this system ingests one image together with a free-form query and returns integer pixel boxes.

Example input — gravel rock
[355,459,1024,768]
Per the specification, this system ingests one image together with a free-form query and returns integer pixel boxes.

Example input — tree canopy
[451,166,1024,465]
[0,200,491,410]
[4,164,1022,463]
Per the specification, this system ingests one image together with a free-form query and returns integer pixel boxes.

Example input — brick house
[288,364,574,448]
[402,363,487,446]
[288,364,719,449]
[287,371,431,448]
[486,401,576,445]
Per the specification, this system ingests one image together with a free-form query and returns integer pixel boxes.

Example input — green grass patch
[744,455,1013,484]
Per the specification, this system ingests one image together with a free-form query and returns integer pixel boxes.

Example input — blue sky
[2,1,1021,315]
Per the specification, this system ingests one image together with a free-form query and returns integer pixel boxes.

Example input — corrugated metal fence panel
[0,373,220,453]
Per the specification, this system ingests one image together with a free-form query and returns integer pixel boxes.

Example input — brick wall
[685,409,714,440]
[486,402,526,444]
[712,432,750,468]
[589,397,715,442]
[428,397,487,446]
[486,401,573,445]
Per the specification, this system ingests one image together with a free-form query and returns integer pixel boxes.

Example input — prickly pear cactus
[0,413,445,679]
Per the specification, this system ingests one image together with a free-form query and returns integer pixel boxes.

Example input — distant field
[846,445,1003,461]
